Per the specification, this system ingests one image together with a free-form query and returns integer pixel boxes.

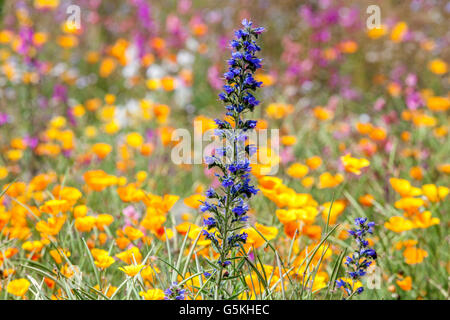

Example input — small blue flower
[219,260,231,267]
[336,279,347,288]
[224,85,234,94]
[242,19,252,28]
[253,27,265,34]
[203,217,217,229]
[245,120,257,129]
[204,156,216,165]
[232,200,249,216]
[221,177,234,188]
[206,187,216,198]
[164,282,186,300]
[200,201,216,213]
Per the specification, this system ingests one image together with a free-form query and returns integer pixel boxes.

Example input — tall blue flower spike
[336,218,377,298]
[200,19,264,286]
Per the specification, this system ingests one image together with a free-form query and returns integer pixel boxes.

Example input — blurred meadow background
[0,0,448,300]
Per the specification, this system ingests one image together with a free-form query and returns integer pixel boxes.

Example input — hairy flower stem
[215,187,231,299]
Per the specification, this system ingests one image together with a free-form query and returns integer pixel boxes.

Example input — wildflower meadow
[0,0,448,304]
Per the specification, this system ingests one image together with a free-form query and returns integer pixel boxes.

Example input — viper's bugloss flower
[203,217,217,229]
[205,187,214,196]
[200,20,264,292]
[227,232,248,247]
[164,282,186,300]
[337,217,377,299]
